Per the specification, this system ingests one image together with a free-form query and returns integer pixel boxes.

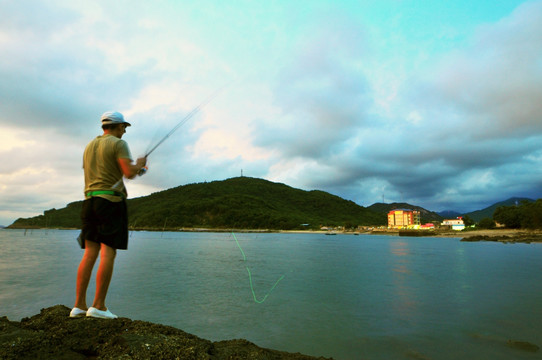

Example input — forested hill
[367,202,444,224]
[9,177,386,230]
[464,197,534,222]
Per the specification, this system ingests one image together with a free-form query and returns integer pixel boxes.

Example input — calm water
[1,229,541,360]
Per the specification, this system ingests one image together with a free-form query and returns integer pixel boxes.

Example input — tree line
[9,177,387,230]
[463,199,542,229]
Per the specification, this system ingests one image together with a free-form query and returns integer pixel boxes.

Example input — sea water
[1,229,541,360]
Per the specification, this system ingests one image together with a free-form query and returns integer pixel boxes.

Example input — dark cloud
[252,2,542,213]
[414,1,542,140]
[253,20,372,159]
[1,1,541,226]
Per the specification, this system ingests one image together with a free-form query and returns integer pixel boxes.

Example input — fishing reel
[138,166,148,176]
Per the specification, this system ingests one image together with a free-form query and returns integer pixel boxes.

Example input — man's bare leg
[74,240,100,310]
[92,243,117,310]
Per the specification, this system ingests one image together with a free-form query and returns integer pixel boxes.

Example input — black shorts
[80,197,128,250]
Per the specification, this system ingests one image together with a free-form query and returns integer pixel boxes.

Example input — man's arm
[118,157,147,179]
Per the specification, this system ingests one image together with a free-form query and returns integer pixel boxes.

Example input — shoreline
[284,228,542,242]
[0,305,331,360]
[4,226,542,242]
[377,228,542,242]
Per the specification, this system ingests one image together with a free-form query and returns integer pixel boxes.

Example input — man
[70,111,147,319]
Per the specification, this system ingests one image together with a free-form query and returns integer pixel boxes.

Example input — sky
[1,0,541,225]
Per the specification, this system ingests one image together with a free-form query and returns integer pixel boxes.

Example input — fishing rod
[132,84,229,177]
[144,84,228,158]
[110,84,229,185]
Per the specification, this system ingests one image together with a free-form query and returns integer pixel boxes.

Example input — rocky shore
[459,229,542,243]
[0,305,332,360]
[370,228,542,242]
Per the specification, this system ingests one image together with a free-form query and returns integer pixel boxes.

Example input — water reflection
[389,240,418,323]
[452,246,471,308]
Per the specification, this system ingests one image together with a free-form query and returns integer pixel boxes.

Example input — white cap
[101,111,131,126]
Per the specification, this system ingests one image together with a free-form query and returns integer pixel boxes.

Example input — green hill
[464,197,534,222]
[367,202,444,224]
[9,177,386,230]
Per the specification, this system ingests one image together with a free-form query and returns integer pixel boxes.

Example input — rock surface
[0,305,332,360]
[461,232,542,243]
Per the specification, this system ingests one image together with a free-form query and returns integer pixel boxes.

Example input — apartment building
[388,209,421,229]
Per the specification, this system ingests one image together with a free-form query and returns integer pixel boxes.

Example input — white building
[442,217,465,231]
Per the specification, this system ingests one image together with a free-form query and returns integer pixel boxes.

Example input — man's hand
[136,157,148,176]
[135,156,147,168]
[119,157,148,179]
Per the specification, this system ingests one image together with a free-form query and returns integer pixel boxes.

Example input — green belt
[86,190,124,198]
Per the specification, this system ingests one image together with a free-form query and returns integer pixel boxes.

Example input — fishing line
[232,232,285,304]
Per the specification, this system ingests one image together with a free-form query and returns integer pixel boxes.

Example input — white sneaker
[86,307,118,319]
[69,307,87,318]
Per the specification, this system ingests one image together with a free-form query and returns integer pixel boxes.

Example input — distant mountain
[438,210,462,219]
[464,197,535,222]
[9,177,387,230]
[367,202,443,224]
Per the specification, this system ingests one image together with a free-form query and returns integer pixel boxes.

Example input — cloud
[0,3,152,137]
[396,0,542,209]
[414,0,542,139]
[253,17,372,160]
[250,1,542,212]
[0,1,541,225]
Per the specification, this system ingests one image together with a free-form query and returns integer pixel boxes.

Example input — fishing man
[70,111,147,319]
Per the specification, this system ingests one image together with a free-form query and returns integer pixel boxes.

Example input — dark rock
[507,340,540,353]
[0,305,331,359]
[461,234,542,243]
